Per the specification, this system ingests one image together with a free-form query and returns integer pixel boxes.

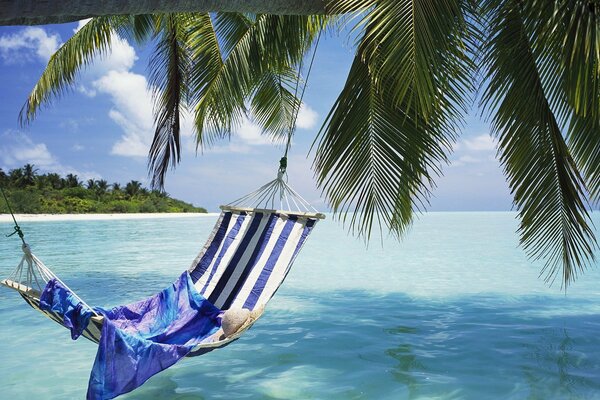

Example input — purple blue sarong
[40,272,222,400]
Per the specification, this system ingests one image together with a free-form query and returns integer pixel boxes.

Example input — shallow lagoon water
[1,212,600,399]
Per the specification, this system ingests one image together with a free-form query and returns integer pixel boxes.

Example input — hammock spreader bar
[0,23,325,398]
[1,180,323,351]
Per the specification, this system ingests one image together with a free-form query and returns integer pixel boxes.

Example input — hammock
[0,175,324,399]
[2,24,324,400]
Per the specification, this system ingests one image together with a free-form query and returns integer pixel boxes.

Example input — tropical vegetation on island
[0,164,206,214]
[15,0,600,287]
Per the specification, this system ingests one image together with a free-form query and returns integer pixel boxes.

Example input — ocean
[1,212,599,399]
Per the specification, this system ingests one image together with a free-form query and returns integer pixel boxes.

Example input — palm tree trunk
[0,0,330,25]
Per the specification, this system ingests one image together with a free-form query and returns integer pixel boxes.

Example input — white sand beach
[0,213,219,223]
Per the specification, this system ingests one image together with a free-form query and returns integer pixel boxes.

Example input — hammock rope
[1,21,324,388]
[0,26,326,398]
[1,185,25,244]
[283,26,323,163]
[1,184,100,316]
[231,26,323,212]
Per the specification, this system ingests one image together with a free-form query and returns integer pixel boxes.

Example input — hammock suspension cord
[281,25,323,170]
[1,185,25,244]
[230,26,323,212]
[1,185,99,316]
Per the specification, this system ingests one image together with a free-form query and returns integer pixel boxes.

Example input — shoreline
[0,212,219,223]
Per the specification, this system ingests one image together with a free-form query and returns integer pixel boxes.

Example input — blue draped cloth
[40,279,93,340]
[40,272,223,400]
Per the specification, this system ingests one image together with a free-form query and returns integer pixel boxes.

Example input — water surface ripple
[0,213,599,399]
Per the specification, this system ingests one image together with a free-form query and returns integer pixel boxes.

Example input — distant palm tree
[20,2,600,287]
[96,179,109,194]
[65,173,81,188]
[111,182,121,192]
[46,173,62,189]
[125,180,143,197]
[0,168,7,186]
[151,189,168,198]
[9,168,24,188]
[86,179,96,190]
[22,163,38,186]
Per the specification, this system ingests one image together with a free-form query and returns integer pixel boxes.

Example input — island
[0,164,206,214]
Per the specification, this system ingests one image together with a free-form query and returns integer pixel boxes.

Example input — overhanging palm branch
[480,0,596,286]
[190,13,322,147]
[19,16,127,123]
[549,1,600,202]
[315,0,474,238]
[147,13,191,188]
[313,55,453,238]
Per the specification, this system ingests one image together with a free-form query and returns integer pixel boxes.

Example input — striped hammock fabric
[1,205,324,355]
[1,174,324,399]
[190,206,318,311]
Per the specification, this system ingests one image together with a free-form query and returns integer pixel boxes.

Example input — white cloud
[73,18,92,34]
[63,27,149,160]
[93,70,154,157]
[70,20,138,96]
[75,33,138,97]
[77,85,97,98]
[235,118,272,146]
[296,103,318,130]
[204,116,287,154]
[206,143,253,154]
[0,27,61,63]
[458,155,481,164]
[463,134,496,152]
[1,136,57,168]
[0,131,99,180]
[88,35,137,76]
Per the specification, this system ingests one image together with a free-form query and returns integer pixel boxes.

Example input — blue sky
[0,21,512,212]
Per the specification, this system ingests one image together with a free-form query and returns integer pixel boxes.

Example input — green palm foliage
[21,1,600,287]
[315,0,473,238]
[20,16,125,123]
[21,13,322,188]
[480,0,596,285]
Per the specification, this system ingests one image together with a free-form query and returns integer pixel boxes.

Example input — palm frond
[250,67,300,142]
[19,16,127,123]
[147,14,191,189]
[187,13,247,146]
[331,0,474,122]
[189,13,323,147]
[313,55,453,239]
[114,14,158,44]
[480,0,596,287]
[314,0,473,238]
[545,1,600,201]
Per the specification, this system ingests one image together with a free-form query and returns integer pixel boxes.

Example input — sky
[0,21,513,212]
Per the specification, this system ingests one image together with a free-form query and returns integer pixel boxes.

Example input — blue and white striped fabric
[188,209,317,311]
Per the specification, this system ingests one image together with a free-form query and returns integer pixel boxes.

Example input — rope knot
[21,242,32,257]
[6,225,24,241]
[278,156,287,174]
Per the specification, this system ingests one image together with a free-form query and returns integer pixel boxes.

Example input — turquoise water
[1,212,600,399]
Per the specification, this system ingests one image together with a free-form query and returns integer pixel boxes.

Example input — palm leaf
[546,1,600,201]
[330,0,474,122]
[147,14,192,189]
[19,16,127,123]
[315,0,473,238]
[313,54,454,238]
[480,0,596,287]
[250,67,300,142]
[189,13,322,147]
